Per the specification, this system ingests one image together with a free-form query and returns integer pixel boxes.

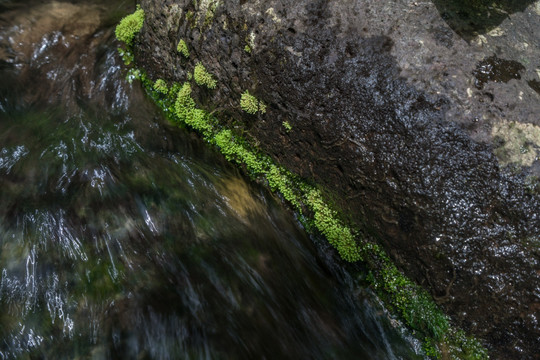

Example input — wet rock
[473,55,525,89]
[135,0,540,358]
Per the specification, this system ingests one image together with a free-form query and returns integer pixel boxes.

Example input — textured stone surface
[133,1,540,358]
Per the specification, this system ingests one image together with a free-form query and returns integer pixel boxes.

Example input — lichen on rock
[492,120,540,167]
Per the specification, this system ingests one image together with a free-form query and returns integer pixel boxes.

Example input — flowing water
[0,1,421,358]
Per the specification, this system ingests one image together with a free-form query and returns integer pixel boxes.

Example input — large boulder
[133,0,540,358]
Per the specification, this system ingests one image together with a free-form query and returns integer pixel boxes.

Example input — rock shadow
[430,0,536,40]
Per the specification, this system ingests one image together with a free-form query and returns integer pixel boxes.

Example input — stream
[0,1,421,359]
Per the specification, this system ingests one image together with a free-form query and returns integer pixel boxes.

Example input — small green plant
[244,44,252,54]
[126,68,142,84]
[194,62,217,89]
[444,329,489,360]
[115,6,145,47]
[214,130,266,176]
[177,39,189,58]
[153,79,168,94]
[240,90,266,114]
[266,165,302,208]
[117,48,134,65]
[304,189,361,262]
[174,82,196,123]
[282,121,292,132]
[174,82,213,136]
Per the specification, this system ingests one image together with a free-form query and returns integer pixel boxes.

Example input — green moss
[373,263,449,339]
[444,330,489,360]
[153,79,168,94]
[174,82,195,121]
[282,121,292,132]
[266,165,302,209]
[115,6,145,47]
[177,39,190,58]
[240,90,266,115]
[173,82,213,137]
[126,68,142,84]
[244,44,252,54]
[212,129,271,178]
[117,48,134,66]
[304,188,361,262]
[194,62,217,89]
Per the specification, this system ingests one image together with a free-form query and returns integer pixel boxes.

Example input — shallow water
[0,1,421,359]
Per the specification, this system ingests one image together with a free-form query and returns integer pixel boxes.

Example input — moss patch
[194,62,217,89]
[282,121,292,132]
[145,73,484,356]
[114,5,145,47]
[240,90,266,114]
[177,39,190,58]
[153,79,168,94]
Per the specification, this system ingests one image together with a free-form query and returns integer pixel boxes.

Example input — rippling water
[0,1,421,358]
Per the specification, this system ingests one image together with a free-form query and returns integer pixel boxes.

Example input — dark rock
[473,55,525,89]
[135,0,540,358]
[430,0,537,40]
[529,79,540,95]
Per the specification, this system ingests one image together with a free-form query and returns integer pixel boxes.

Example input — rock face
[134,0,540,358]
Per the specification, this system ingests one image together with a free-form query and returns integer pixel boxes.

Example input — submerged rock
[134,0,540,358]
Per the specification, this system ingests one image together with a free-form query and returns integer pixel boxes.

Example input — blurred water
[0,1,421,359]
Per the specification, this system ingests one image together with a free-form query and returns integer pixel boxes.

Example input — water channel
[0,1,421,358]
